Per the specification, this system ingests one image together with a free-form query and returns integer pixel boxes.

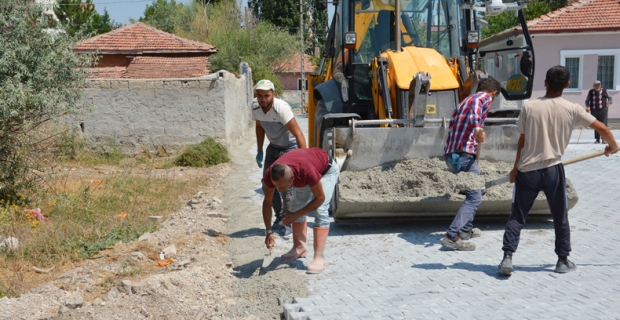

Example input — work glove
[256,149,264,168]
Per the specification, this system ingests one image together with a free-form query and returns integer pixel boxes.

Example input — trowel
[261,248,275,269]
[484,150,607,189]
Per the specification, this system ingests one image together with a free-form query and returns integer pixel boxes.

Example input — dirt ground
[3,124,608,319]
[0,136,306,319]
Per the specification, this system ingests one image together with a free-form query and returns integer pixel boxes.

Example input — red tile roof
[122,56,210,78]
[274,53,317,74]
[86,57,210,79]
[74,22,217,53]
[527,0,620,33]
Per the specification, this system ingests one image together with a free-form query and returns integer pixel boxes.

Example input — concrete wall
[70,70,253,154]
[280,90,309,108]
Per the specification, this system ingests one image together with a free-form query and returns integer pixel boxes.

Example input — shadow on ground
[226,227,264,239]
[231,257,302,279]
[412,262,554,279]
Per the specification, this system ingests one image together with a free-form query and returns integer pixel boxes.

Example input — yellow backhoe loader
[307,0,577,221]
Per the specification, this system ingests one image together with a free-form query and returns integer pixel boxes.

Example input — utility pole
[300,0,305,114]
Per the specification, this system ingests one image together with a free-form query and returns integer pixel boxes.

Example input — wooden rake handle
[485,150,607,189]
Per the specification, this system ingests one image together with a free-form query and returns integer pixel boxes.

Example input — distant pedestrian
[498,66,618,277]
[585,80,612,144]
[252,79,306,235]
[441,78,502,251]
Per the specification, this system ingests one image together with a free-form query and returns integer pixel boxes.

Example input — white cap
[255,79,275,91]
[594,80,601,85]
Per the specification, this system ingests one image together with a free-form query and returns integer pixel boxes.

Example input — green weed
[174,137,229,168]
[53,129,126,166]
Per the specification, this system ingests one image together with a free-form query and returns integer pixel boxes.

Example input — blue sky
[91,0,249,25]
[92,0,332,26]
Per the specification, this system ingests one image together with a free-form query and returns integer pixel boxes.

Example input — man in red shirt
[263,148,339,274]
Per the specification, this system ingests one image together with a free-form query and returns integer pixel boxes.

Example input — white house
[480,0,620,119]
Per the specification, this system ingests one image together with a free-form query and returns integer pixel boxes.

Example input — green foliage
[138,0,194,33]
[174,137,229,167]
[54,128,88,161]
[174,1,298,92]
[482,0,566,38]
[312,5,328,51]
[249,0,300,33]
[0,1,95,203]
[53,129,126,166]
[54,0,122,37]
[249,0,328,53]
[138,0,307,90]
[78,225,152,258]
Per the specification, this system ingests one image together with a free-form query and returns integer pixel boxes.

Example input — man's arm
[255,121,266,150]
[590,120,619,156]
[281,181,325,225]
[285,118,307,149]
[263,186,275,248]
[605,89,612,106]
[585,90,592,112]
[510,134,525,183]
[469,97,483,130]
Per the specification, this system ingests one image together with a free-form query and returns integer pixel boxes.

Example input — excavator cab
[307,0,564,221]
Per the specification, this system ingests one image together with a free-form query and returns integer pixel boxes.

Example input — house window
[597,55,615,90]
[297,78,308,90]
[565,57,580,89]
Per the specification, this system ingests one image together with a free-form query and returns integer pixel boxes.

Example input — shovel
[485,150,607,189]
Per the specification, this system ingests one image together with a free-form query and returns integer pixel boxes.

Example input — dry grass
[0,156,216,298]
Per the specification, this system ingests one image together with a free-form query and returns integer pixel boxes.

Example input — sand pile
[339,157,577,203]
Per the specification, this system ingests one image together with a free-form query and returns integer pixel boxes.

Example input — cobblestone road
[254,117,620,319]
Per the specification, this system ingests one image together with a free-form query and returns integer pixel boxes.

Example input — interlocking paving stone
[278,125,620,319]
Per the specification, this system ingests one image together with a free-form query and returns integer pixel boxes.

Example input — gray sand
[340,157,577,202]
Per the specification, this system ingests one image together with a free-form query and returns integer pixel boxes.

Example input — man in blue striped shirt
[442,78,501,251]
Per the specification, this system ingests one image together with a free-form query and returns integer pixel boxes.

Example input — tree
[138,0,194,34]
[175,1,299,93]
[94,9,121,34]
[249,0,299,33]
[482,0,566,38]
[0,0,94,202]
[249,0,327,54]
[311,3,328,52]
[54,0,121,37]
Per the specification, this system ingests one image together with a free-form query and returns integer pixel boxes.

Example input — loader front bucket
[326,125,578,221]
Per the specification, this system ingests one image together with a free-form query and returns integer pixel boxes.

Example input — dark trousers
[262,144,296,220]
[502,164,571,257]
[591,107,608,140]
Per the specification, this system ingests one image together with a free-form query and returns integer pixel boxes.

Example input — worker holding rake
[498,66,618,276]
[441,78,502,251]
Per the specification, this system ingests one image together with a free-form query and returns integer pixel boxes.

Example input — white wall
[68,71,253,154]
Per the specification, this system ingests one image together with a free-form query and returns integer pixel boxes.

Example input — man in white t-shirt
[498,66,618,277]
[252,79,306,235]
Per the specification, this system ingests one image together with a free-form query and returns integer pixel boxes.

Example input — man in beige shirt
[498,65,618,277]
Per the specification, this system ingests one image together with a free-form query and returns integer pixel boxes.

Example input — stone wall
[280,90,309,108]
[69,70,253,154]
